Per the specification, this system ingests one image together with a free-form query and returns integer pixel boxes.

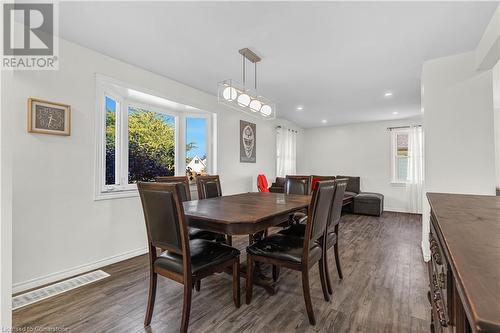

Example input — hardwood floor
[13,212,430,332]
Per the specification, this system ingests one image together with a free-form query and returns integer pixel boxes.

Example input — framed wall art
[240,120,256,163]
[28,98,71,136]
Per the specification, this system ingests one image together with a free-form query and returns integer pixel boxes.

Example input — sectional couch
[269,175,383,216]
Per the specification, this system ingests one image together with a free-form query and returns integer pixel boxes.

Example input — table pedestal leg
[244,231,279,295]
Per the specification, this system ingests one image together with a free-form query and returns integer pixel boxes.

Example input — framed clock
[28,98,71,136]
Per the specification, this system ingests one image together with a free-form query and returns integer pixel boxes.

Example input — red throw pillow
[257,174,270,192]
[311,177,322,191]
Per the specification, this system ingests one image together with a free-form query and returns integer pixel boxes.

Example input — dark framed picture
[240,120,256,163]
[28,98,71,136]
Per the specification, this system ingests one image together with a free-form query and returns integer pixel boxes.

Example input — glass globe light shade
[222,86,237,101]
[260,104,272,116]
[237,93,251,107]
[249,99,262,112]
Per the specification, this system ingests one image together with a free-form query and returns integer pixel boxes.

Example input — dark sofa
[269,177,286,193]
[268,175,383,216]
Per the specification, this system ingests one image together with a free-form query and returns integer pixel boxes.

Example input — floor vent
[12,270,110,310]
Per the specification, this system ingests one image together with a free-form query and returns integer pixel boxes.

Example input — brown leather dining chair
[137,182,241,333]
[285,175,313,227]
[246,180,336,325]
[196,175,232,246]
[324,178,348,293]
[278,179,347,294]
[196,175,222,199]
[156,176,226,243]
[285,175,312,195]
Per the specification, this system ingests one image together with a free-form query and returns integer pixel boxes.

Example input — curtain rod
[387,125,422,131]
[276,125,298,133]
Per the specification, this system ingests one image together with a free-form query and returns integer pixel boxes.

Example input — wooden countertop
[427,193,500,333]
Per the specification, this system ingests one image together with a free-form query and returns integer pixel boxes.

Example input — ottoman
[353,192,384,216]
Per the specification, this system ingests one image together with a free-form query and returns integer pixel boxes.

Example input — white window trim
[94,75,216,200]
[390,128,410,185]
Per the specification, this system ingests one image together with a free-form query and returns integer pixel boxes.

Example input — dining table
[183,191,354,294]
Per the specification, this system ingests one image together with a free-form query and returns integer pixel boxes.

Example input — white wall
[298,117,422,212]
[4,38,301,291]
[493,60,500,189]
[0,69,13,329]
[421,51,496,260]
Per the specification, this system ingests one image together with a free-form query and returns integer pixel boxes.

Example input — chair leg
[144,271,157,326]
[272,265,280,282]
[195,280,201,292]
[180,283,192,333]
[233,259,241,308]
[318,258,330,302]
[324,248,333,295]
[245,254,254,305]
[226,235,232,246]
[301,269,316,325]
[334,242,343,280]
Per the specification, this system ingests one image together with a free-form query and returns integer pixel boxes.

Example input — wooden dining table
[183,191,353,294]
[183,192,311,236]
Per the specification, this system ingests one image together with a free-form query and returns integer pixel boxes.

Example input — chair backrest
[137,182,189,256]
[156,176,191,202]
[311,175,335,191]
[196,175,222,199]
[303,180,336,247]
[257,174,269,192]
[285,175,312,195]
[328,178,348,232]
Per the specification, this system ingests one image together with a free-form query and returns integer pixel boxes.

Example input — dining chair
[137,182,241,333]
[246,180,336,325]
[278,179,347,294]
[196,175,222,199]
[156,176,227,292]
[311,175,336,191]
[284,175,312,195]
[285,175,313,226]
[324,178,348,294]
[196,175,232,246]
[156,176,226,243]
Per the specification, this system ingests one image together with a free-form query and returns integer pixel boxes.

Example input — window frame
[390,128,410,185]
[95,75,215,200]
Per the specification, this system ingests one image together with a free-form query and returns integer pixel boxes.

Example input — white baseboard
[12,246,148,294]
[384,206,410,213]
[421,240,431,262]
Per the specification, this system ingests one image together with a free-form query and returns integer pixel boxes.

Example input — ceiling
[59,2,498,128]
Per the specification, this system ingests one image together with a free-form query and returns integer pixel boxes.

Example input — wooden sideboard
[427,193,500,333]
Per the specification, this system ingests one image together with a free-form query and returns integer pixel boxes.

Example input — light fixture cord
[242,54,246,86]
[255,62,257,90]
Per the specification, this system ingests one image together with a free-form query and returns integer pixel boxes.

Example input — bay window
[95,75,215,199]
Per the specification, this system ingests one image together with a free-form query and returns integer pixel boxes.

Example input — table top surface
[183,192,311,224]
[427,192,500,333]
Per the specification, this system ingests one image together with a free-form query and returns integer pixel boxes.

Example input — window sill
[95,189,139,201]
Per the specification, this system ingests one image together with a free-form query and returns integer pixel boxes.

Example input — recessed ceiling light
[296,106,304,111]
[321,119,327,124]
[384,91,393,98]
[392,111,399,115]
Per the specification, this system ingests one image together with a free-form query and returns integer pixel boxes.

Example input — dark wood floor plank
[13,212,429,332]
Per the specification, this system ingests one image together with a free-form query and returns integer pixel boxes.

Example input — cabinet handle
[431,275,448,327]
[438,272,446,289]
[430,238,443,265]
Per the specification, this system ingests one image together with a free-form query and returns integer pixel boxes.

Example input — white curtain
[406,126,424,213]
[276,126,297,177]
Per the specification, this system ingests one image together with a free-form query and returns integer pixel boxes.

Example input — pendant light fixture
[218,48,276,119]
